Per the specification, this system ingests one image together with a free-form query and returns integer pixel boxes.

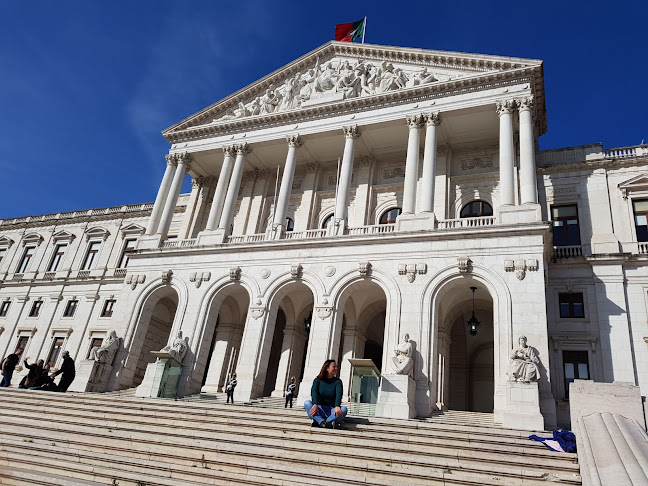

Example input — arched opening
[130,286,179,387]
[263,282,313,398]
[199,285,250,394]
[336,280,388,410]
[321,213,333,229]
[460,200,493,218]
[379,207,402,224]
[285,217,294,232]
[436,280,494,413]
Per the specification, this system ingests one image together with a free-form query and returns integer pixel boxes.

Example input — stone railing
[77,270,91,279]
[437,216,496,229]
[113,268,128,278]
[638,242,648,254]
[225,234,266,244]
[0,202,155,227]
[604,145,648,159]
[284,229,328,240]
[161,239,197,249]
[43,272,56,280]
[553,245,583,259]
[347,223,395,235]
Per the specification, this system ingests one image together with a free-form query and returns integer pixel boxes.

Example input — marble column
[402,115,424,215]
[145,156,176,235]
[201,323,234,393]
[157,153,191,237]
[271,324,301,397]
[420,112,441,214]
[205,147,235,231]
[518,97,538,205]
[218,143,251,232]
[272,135,302,234]
[334,125,360,232]
[497,100,516,207]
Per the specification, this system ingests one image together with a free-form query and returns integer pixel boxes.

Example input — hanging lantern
[467,286,481,336]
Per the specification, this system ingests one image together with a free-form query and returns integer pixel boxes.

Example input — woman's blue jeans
[304,399,348,424]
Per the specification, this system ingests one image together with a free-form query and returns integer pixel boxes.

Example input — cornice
[537,155,648,176]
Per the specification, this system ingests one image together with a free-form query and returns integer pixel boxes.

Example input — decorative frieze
[460,156,493,171]
[504,258,539,280]
[384,168,405,180]
[190,271,211,288]
[398,262,427,283]
[125,274,146,290]
[292,179,303,191]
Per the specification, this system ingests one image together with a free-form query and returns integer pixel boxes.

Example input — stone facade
[1,41,647,430]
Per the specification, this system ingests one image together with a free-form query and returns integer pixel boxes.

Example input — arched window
[321,214,334,229]
[460,201,493,218]
[379,207,401,224]
[285,217,294,232]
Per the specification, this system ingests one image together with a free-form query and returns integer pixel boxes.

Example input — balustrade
[553,245,583,259]
[437,216,496,229]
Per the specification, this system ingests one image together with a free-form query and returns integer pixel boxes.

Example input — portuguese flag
[335,18,366,42]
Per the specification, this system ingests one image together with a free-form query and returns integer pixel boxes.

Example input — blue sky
[1,1,645,219]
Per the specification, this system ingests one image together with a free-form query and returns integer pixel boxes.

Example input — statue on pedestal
[390,333,414,376]
[159,331,188,365]
[89,330,120,365]
[507,336,540,383]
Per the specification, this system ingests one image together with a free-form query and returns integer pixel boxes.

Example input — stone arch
[453,191,501,219]
[419,263,511,417]
[373,196,403,225]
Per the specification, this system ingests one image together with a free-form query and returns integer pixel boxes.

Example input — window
[82,242,102,270]
[285,218,294,232]
[118,239,137,268]
[47,337,65,367]
[63,300,78,318]
[0,248,6,265]
[17,336,29,352]
[0,301,10,317]
[559,293,585,318]
[16,246,36,273]
[551,205,581,246]
[48,244,68,272]
[460,201,493,218]
[101,299,116,317]
[563,350,589,399]
[29,300,43,317]
[633,199,648,242]
[321,214,334,229]
[379,207,402,224]
[87,337,104,358]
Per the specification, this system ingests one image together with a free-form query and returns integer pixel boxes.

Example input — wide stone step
[0,465,101,486]
[0,399,579,472]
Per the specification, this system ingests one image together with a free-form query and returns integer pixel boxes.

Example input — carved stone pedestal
[502,381,544,431]
[135,358,182,398]
[197,229,227,246]
[375,374,416,420]
[498,203,542,224]
[395,213,436,232]
[68,360,113,393]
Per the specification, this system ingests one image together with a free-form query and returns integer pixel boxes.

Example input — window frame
[285,217,295,232]
[379,207,402,225]
[551,204,582,247]
[460,200,493,218]
[47,243,68,272]
[87,336,104,359]
[81,241,102,271]
[16,246,36,273]
[321,214,334,229]
[47,336,65,368]
[0,300,10,317]
[558,292,585,319]
[118,239,137,269]
[62,299,78,318]
[101,299,116,318]
[28,300,43,318]
[562,350,590,399]
[632,199,648,242]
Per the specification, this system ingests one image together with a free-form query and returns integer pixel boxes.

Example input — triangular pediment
[120,223,145,236]
[0,236,14,248]
[163,41,544,142]
[619,174,648,198]
[85,226,110,241]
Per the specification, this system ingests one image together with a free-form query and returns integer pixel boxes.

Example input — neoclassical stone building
[1,41,647,429]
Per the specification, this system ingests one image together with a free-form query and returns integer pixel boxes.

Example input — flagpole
[362,16,366,43]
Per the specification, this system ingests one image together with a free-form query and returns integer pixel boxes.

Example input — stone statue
[391,333,414,376]
[260,88,279,114]
[159,331,189,365]
[507,335,540,383]
[90,330,120,365]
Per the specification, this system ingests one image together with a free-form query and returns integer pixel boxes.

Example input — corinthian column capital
[222,145,236,157]
[286,134,303,148]
[234,143,252,156]
[496,99,516,117]
[425,112,441,126]
[342,125,361,139]
[517,96,534,112]
[406,114,425,129]
[164,154,177,168]
[176,152,192,170]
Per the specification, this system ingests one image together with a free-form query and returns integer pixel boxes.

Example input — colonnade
[146,98,539,238]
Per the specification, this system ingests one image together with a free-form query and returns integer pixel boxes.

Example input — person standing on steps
[226,373,237,404]
[285,376,296,408]
[304,359,348,429]
[51,350,75,392]
[0,347,23,387]
[19,357,43,389]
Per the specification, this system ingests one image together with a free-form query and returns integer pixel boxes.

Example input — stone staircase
[0,388,581,485]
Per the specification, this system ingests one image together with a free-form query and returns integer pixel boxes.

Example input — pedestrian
[285,376,296,408]
[303,359,348,429]
[226,373,237,404]
[32,364,57,391]
[0,347,24,387]
[18,357,43,389]
[51,350,75,392]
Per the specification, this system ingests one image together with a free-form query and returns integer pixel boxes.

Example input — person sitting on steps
[304,359,348,429]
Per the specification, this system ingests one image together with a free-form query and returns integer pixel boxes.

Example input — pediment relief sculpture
[212,57,457,124]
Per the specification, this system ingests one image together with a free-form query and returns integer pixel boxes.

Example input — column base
[498,203,542,225]
[197,229,228,246]
[590,234,621,254]
[200,384,222,394]
[395,213,436,232]
[327,220,346,236]
[136,234,163,250]
[501,381,545,431]
[266,225,283,240]
[375,374,416,420]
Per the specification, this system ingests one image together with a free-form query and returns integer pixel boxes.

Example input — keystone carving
[457,256,471,273]
[229,267,241,281]
[161,270,173,284]
[359,261,372,276]
[398,262,427,283]
[290,264,303,279]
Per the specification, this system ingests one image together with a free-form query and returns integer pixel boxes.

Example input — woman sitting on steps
[303,359,348,429]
